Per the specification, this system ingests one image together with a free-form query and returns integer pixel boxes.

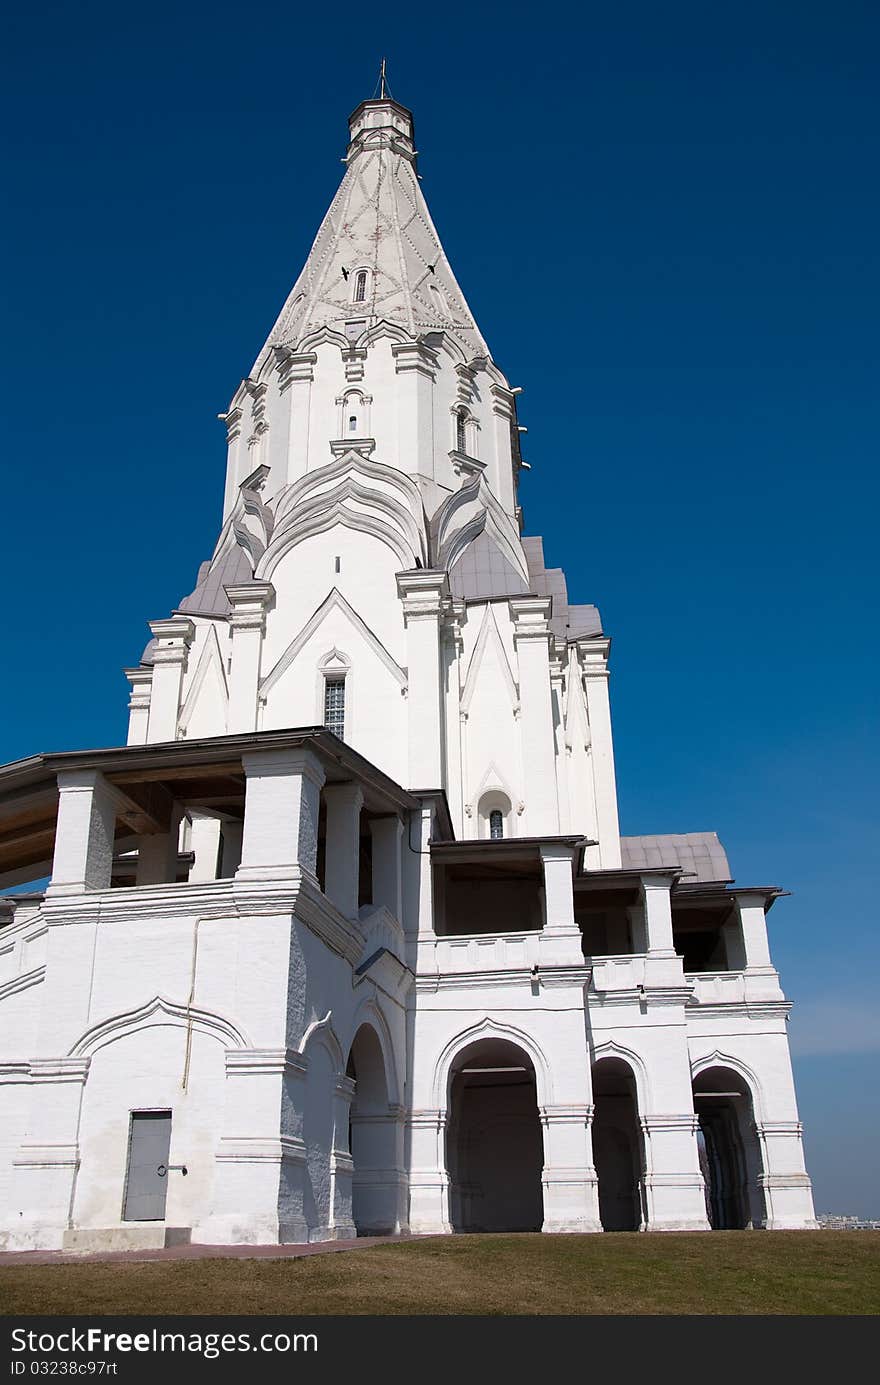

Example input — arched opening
[455,409,468,454]
[477,790,512,841]
[447,1038,543,1232]
[354,270,368,303]
[693,1066,764,1229]
[591,1057,643,1231]
[347,1024,400,1235]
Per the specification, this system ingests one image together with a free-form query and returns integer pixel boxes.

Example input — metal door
[123,1111,172,1221]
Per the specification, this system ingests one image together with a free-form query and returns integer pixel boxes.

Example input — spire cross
[379,58,387,99]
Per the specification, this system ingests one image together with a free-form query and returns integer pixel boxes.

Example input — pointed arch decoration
[346,998,402,1107]
[259,587,407,699]
[178,624,229,736]
[460,605,519,716]
[690,1049,765,1122]
[297,1012,345,1075]
[590,1038,652,1113]
[68,995,251,1058]
[432,1017,554,1108]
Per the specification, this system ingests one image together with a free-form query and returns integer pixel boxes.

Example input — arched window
[489,809,504,840]
[348,414,358,433]
[354,270,368,303]
[324,677,346,738]
[456,410,467,454]
[478,791,512,841]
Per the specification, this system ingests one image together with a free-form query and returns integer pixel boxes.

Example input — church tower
[0,83,815,1252]
[126,91,621,866]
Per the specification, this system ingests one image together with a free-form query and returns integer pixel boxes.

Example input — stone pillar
[406,1108,452,1234]
[47,770,117,897]
[135,828,178,886]
[328,1075,356,1239]
[9,1059,91,1250]
[734,891,773,969]
[370,815,403,920]
[397,571,448,790]
[756,1121,816,1229]
[442,603,465,837]
[577,638,621,868]
[323,783,363,918]
[350,1106,408,1235]
[276,350,317,484]
[194,1048,309,1246]
[124,668,152,746]
[640,1113,711,1232]
[641,873,677,953]
[392,340,437,481]
[511,597,559,835]
[146,618,194,743]
[489,382,517,515]
[540,1103,602,1233]
[236,748,325,884]
[188,810,224,884]
[539,843,583,965]
[225,582,274,734]
[549,643,571,832]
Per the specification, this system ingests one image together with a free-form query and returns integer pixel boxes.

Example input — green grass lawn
[2,1232,879,1315]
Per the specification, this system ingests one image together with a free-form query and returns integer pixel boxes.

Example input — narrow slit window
[324,678,346,739]
[456,411,467,454]
[348,414,358,432]
[489,809,504,840]
[354,270,367,303]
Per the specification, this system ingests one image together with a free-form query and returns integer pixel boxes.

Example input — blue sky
[3,3,878,1215]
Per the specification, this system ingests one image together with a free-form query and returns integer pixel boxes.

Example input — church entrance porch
[446,1039,544,1233]
[693,1066,765,1229]
[590,1058,644,1231]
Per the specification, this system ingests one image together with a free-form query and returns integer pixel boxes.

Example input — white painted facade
[0,93,814,1251]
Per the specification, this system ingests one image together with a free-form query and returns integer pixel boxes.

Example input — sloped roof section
[620,832,732,883]
[449,528,530,600]
[522,535,603,642]
[257,98,489,366]
[176,545,254,619]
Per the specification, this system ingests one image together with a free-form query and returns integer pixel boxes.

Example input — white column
[549,644,572,832]
[442,603,465,837]
[328,1075,357,1239]
[236,747,325,884]
[195,1048,309,1246]
[640,1113,711,1232]
[146,617,194,743]
[734,891,773,969]
[188,810,224,883]
[756,1121,816,1229]
[511,597,559,835]
[489,383,517,515]
[406,1109,452,1234]
[47,770,117,896]
[577,638,621,867]
[539,843,583,966]
[370,815,403,920]
[8,1059,90,1250]
[225,582,274,734]
[392,341,437,480]
[397,571,448,789]
[540,1103,602,1233]
[641,873,677,953]
[135,828,178,886]
[323,782,363,918]
[124,668,152,745]
[277,350,317,483]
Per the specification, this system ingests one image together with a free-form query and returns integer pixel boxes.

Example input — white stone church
[0,90,815,1251]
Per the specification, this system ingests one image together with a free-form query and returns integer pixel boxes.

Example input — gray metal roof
[522,535,603,641]
[619,832,732,882]
[448,529,529,600]
[177,544,254,618]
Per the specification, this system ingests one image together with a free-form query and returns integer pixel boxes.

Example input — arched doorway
[693,1066,764,1229]
[591,1058,643,1231]
[347,1024,401,1235]
[447,1038,544,1232]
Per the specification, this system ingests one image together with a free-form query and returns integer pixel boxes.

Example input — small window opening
[489,809,504,840]
[324,678,346,739]
[334,556,341,573]
[354,270,367,303]
[348,414,358,433]
[456,412,467,454]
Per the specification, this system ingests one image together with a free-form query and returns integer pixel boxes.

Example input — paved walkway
[0,1235,404,1267]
